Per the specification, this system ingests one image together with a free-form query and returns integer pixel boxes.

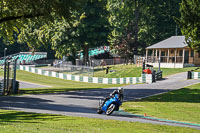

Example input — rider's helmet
[118,87,124,94]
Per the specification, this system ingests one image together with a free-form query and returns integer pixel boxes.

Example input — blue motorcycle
[97,94,122,115]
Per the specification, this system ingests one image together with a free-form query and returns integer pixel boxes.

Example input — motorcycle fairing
[102,94,122,112]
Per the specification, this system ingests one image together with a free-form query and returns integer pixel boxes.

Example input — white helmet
[118,87,124,94]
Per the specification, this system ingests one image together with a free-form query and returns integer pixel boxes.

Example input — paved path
[18,80,49,88]
[124,72,200,100]
[0,77,49,88]
[0,72,200,129]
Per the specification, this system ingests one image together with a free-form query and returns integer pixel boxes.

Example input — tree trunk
[0,13,44,24]
[83,45,89,65]
[134,0,140,55]
[71,50,76,65]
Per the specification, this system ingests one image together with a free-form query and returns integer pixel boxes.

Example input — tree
[1,0,110,64]
[76,0,111,64]
[17,17,79,61]
[175,0,200,51]
[0,40,29,57]
[17,20,56,59]
[108,0,181,59]
[108,0,144,62]
[0,0,182,62]
[0,0,84,44]
[141,0,181,47]
[17,0,110,64]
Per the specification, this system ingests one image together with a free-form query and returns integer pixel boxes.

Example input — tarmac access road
[0,77,49,88]
[0,72,200,130]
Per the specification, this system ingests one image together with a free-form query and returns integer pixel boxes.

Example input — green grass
[0,66,198,95]
[24,64,199,78]
[192,67,200,72]
[0,110,198,133]
[38,65,143,78]
[156,67,199,77]
[94,64,142,78]
[93,65,198,78]
[0,70,123,95]
[122,83,200,124]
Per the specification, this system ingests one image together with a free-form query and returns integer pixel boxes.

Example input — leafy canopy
[175,0,200,51]
[0,0,84,44]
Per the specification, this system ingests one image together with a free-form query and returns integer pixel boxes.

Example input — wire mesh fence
[37,58,128,77]
[38,62,94,77]
[56,63,94,77]
[0,59,17,80]
[91,58,127,67]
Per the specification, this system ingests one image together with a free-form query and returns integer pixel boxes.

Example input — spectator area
[79,46,109,58]
[0,52,47,65]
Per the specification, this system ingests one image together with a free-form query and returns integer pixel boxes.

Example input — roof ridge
[146,36,187,49]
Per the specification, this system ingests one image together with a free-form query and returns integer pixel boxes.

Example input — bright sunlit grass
[123,83,200,124]
[0,70,123,95]
[0,110,198,133]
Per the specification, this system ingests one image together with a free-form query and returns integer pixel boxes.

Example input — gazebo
[145,36,200,68]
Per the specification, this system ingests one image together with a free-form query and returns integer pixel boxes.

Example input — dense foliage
[108,0,181,60]
[0,0,83,43]
[175,0,200,51]
[1,0,196,63]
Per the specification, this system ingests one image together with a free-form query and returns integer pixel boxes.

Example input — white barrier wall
[19,65,154,84]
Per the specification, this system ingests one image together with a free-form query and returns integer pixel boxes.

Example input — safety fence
[54,63,94,77]
[19,65,154,84]
[0,80,3,95]
[91,58,127,67]
[76,58,128,68]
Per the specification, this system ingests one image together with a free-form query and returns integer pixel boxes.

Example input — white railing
[146,56,184,63]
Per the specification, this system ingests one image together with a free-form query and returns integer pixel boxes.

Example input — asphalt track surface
[0,77,48,89]
[0,72,200,130]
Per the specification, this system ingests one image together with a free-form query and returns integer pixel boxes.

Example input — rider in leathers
[100,87,124,107]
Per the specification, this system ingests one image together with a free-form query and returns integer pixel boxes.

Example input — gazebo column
[152,49,155,62]
[152,49,154,56]
[175,48,177,63]
[182,48,185,64]
[159,49,161,61]
[146,49,148,61]
[167,49,169,63]
[156,49,158,59]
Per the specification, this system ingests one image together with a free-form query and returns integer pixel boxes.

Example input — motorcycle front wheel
[106,104,116,115]
[97,108,103,114]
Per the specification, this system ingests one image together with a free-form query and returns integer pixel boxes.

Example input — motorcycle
[97,94,122,115]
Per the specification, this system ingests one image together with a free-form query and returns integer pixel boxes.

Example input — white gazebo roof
[146,36,188,49]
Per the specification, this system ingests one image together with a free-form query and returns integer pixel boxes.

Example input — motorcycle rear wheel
[106,104,116,115]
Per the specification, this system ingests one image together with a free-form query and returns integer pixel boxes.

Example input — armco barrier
[19,65,154,84]
[188,71,200,79]
[187,67,200,79]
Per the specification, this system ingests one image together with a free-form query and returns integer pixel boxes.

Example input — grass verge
[94,64,142,78]
[93,65,197,78]
[122,83,200,124]
[16,65,198,78]
[157,67,199,77]
[0,70,124,95]
[0,110,199,133]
